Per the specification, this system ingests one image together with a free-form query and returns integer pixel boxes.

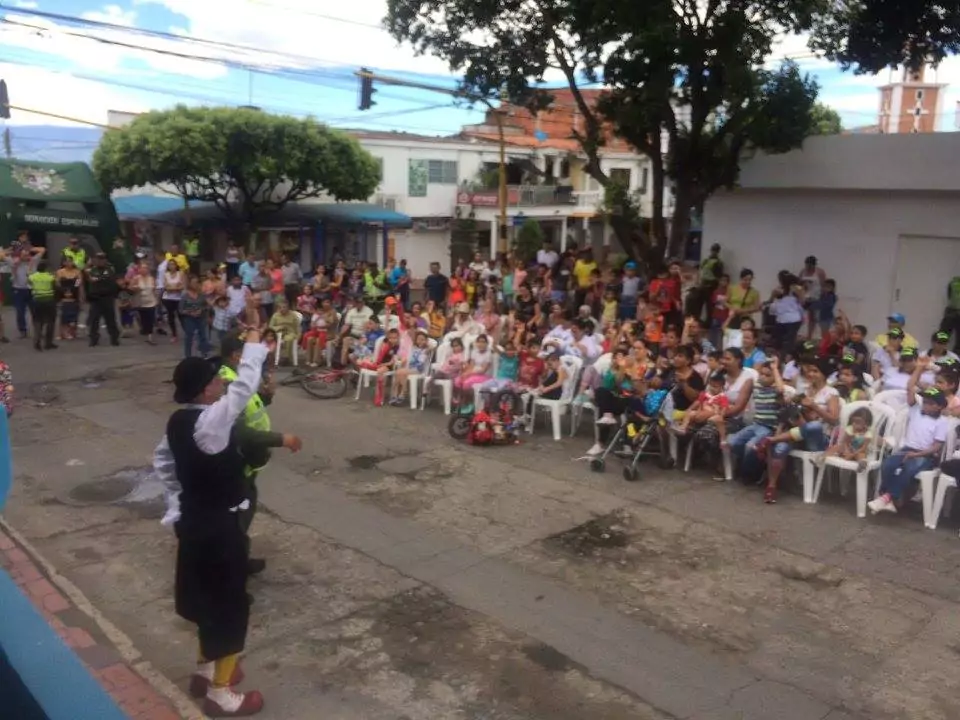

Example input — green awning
[0,160,106,203]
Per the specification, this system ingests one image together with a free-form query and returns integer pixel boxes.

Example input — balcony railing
[572,190,603,211]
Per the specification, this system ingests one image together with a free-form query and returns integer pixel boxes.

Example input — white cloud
[0,5,228,80]
[0,62,149,126]
[13,1,39,8]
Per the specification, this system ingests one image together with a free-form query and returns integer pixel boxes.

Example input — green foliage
[810,2,960,75]
[93,105,380,227]
[385,0,822,258]
[513,218,544,264]
[449,214,479,270]
[809,103,843,136]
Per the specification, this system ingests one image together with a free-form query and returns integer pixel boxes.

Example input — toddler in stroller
[590,383,674,481]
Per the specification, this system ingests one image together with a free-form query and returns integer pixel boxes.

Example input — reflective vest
[63,247,86,269]
[27,271,56,301]
[218,365,271,472]
[949,277,960,311]
[700,256,721,284]
[184,238,199,258]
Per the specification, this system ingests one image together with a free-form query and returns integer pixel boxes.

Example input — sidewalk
[0,522,194,720]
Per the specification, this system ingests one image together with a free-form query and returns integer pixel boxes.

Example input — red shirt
[518,351,545,388]
[649,276,681,312]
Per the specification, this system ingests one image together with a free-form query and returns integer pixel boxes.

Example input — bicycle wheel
[301,372,348,399]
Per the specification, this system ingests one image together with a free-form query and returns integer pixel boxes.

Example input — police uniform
[27,266,57,350]
[184,238,200,276]
[152,347,267,716]
[86,257,121,346]
[62,245,87,270]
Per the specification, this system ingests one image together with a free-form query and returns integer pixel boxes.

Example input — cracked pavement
[4,337,960,719]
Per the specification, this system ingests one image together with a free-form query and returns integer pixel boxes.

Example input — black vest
[167,408,246,537]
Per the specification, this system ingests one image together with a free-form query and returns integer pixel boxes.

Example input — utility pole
[356,69,511,253]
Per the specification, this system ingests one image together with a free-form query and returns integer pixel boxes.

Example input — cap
[455,301,470,313]
[710,243,721,252]
[900,347,918,360]
[888,313,906,324]
[921,387,948,407]
[134,251,146,259]
[888,327,905,339]
[172,356,221,404]
[624,261,638,270]
[934,330,950,343]
[936,356,959,368]
[841,351,856,364]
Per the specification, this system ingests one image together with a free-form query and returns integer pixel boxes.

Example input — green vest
[63,247,86,269]
[28,271,55,301]
[700,256,720,284]
[219,365,271,473]
[949,277,960,311]
[184,238,199,258]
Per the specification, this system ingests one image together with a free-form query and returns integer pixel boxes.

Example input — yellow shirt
[602,298,618,325]
[875,332,918,350]
[573,260,597,289]
[166,253,190,272]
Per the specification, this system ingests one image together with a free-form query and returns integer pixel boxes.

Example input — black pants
[239,472,258,556]
[284,284,300,308]
[162,299,180,337]
[137,307,156,336]
[88,297,119,345]
[31,300,56,347]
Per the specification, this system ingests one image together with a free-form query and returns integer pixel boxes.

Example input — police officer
[218,332,297,577]
[184,236,201,277]
[61,236,87,270]
[85,251,120,347]
[27,259,57,351]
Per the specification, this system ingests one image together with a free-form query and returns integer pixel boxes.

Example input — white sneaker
[867,494,896,514]
[596,414,618,425]
[586,442,604,456]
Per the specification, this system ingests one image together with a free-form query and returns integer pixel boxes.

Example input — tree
[809,103,843,135]
[811,2,960,74]
[513,218,544,263]
[386,0,821,266]
[93,105,380,237]
[449,212,479,270]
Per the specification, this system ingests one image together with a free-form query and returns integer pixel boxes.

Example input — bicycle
[278,366,354,399]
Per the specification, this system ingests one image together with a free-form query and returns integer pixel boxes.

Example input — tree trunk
[650,150,667,253]
[667,181,693,260]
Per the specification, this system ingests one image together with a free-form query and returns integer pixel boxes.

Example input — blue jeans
[771,421,829,459]
[12,288,32,335]
[728,423,774,480]
[879,451,935,501]
[181,315,211,358]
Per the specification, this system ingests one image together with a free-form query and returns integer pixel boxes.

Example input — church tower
[878,66,946,133]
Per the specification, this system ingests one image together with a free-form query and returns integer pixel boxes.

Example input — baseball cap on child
[921,387,947,407]
[888,327,905,339]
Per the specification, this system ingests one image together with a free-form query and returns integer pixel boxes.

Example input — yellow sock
[213,653,240,687]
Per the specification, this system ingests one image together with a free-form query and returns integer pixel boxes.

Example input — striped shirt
[753,385,781,428]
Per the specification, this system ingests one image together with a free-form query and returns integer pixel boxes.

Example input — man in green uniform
[184,236,201,276]
[218,332,295,577]
[27,259,58,351]
[85,252,121,347]
[61,237,87,270]
[690,242,724,323]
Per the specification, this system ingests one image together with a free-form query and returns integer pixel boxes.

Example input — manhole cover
[27,383,61,405]
[64,466,166,507]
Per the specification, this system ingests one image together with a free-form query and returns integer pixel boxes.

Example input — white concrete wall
[703,189,960,342]
[393,228,449,280]
[738,133,960,191]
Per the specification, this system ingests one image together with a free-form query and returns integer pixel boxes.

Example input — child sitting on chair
[821,406,873,471]
[348,316,384,368]
[390,329,431,406]
[677,371,730,443]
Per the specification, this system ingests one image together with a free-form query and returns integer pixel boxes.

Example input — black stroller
[590,385,675,481]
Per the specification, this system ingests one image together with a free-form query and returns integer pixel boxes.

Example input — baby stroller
[590,384,674,481]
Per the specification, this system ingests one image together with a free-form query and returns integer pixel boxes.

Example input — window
[916,89,925,101]
[426,159,458,184]
[610,168,632,188]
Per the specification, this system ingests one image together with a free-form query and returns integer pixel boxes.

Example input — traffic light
[358,68,376,111]
[0,80,10,120]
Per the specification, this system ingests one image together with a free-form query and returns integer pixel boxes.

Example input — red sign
[458,189,520,206]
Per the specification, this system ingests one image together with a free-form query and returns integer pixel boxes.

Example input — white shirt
[544,325,573,348]
[725,368,758,407]
[880,370,912,392]
[536,249,559,269]
[469,261,487,275]
[901,404,949,451]
[226,285,249,316]
[771,295,804,324]
[156,259,168,290]
[566,333,601,363]
[154,342,269,526]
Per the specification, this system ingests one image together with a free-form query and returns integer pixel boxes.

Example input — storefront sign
[458,189,520,207]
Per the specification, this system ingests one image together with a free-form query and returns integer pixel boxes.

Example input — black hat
[921,387,947,408]
[172,356,221,404]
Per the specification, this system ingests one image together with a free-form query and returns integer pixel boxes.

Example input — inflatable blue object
[0,409,10,512]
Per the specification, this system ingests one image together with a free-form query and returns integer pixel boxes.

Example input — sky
[1,0,959,162]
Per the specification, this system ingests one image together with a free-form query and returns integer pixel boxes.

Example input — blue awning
[113,194,208,219]
[308,203,412,228]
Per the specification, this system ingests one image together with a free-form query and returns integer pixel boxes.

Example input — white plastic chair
[919,418,960,529]
[851,405,909,517]
[406,338,438,409]
[872,388,913,411]
[354,336,390,401]
[274,311,303,366]
[570,353,612,437]
[530,355,583,440]
[421,334,474,415]
[812,401,895,513]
